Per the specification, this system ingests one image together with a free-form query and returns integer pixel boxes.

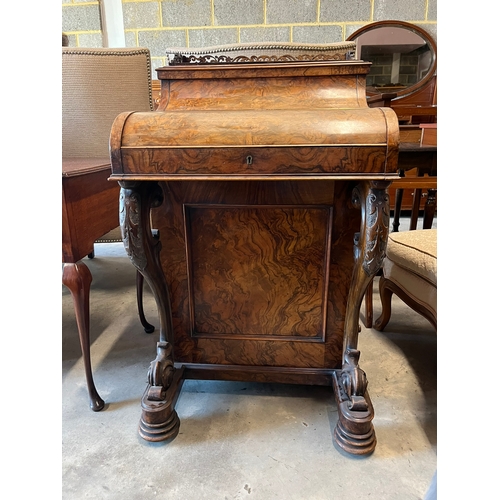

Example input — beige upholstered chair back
[62,47,153,158]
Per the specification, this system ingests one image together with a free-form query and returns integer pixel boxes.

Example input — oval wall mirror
[347,20,437,100]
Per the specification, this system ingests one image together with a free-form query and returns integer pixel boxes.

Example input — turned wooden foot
[333,371,376,455]
[139,362,184,442]
[62,262,105,411]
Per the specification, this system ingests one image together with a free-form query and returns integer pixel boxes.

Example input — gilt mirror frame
[347,20,437,100]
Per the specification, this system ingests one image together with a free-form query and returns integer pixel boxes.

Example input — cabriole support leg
[119,181,182,442]
[333,180,391,455]
[62,262,105,411]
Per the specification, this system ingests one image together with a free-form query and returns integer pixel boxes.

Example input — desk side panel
[152,179,359,370]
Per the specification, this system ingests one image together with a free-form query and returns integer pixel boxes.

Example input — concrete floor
[62,220,437,500]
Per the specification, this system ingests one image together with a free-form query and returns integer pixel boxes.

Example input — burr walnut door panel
[153,180,360,371]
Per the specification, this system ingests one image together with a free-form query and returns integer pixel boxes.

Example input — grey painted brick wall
[214,0,264,26]
[161,0,212,28]
[138,30,188,56]
[374,0,427,22]
[62,4,101,33]
[320,1,372,23]
[123,2,160,29]
[293,25,343,44]
[428,0,437,21]
[266,0,317,24]
[240,26,290,43]
[188,28,238,47]
[63,0,437,74]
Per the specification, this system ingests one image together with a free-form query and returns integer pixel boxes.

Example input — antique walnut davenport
[109,43,400,455]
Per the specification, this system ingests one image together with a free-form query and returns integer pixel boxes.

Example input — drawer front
[117,144,398,178]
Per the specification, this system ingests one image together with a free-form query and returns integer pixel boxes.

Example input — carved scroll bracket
[146,341,175,401]
[332,180,390,455]
[344,180,391,356]
[119,181,174,346]
[119,181,181,442]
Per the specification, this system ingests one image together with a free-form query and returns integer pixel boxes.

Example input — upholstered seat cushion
[385,229,437,285]
[382,229,437,319]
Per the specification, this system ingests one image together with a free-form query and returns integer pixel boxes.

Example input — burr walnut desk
[109,44,400,455]
[62,157,120,411]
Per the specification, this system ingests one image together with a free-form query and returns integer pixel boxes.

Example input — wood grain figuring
[111,57,399,451]
[148,180,358,370]
[160,75,367,111]
[110,61,400,182]
[156,60,373,83]
[186,205,331,339]
[118,145,395,178]
[120,109,392,147]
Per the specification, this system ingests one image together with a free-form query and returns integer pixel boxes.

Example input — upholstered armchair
[373,229,437,331]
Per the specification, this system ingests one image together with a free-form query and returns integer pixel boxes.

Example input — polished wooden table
[62,157,120,411]
[109,53,400,455]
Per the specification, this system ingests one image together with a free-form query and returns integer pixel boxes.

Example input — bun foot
[139,409,180,442]
[334,409,376,455]
[138,366,184,443]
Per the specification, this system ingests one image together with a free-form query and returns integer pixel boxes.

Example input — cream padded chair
[373,229,437,331]
[62,47,155,333]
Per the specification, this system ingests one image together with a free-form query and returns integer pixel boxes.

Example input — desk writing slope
[109,43,399,455]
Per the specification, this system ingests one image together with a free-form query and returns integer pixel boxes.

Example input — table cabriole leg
[119,181,181,442]
[333,180,391,455]
[62,262,105,411]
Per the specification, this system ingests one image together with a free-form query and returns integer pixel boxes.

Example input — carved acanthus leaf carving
[352,185,390,277]
[120,188,147,270]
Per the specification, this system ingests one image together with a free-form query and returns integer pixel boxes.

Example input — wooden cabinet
[111,46,399,454]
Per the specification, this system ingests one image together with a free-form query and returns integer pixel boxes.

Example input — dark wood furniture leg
[374,275,437,332]
[392,184,404,233]
[136,271,155,334]
[372,276,393,332]
[364,280,373,328]
[332,180,390,455]
[391,168,405,233]
[422,188,437,229]
[409,188,422,230]
[62,262,105,411]
[119,181,182,442]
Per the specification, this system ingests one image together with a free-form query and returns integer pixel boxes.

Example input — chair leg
[363,278,373,328]
[392,188,404,232]
[136,270,155,333]
[422,188,437,229]
[410,188,422,230]
[373,276,393,332]
[62,262,105,411]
